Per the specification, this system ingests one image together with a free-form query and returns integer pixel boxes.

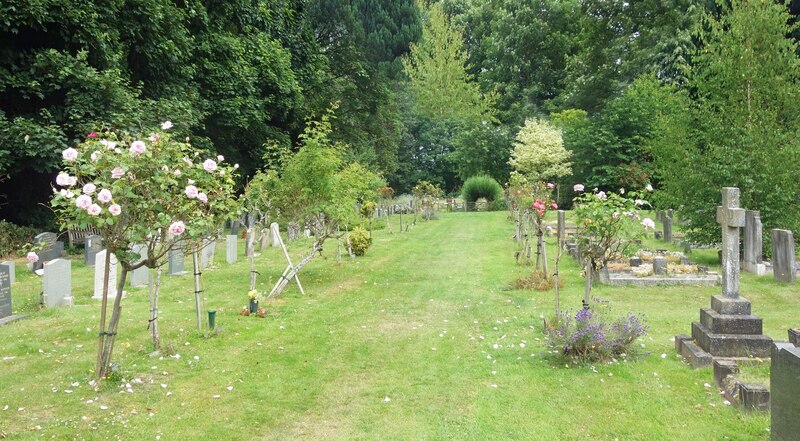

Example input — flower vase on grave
[249,299,258,314]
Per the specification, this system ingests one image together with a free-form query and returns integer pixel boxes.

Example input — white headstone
[43,259,72,307]
[93,250,119,300]
[270,223,281,247]
[129,244,149,287]
[226,235,237,264]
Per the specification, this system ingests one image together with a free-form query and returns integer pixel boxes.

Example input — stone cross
[716,187,746,298]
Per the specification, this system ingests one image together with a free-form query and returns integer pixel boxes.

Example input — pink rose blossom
[197,192,208,204]
[203,159,218,172]
[217,155,224,162]
[27,252,39,263]
[97,189,112,204]
[108,204,121,216]
[551,201,558,210]
[87,132,98,139]
[645,184,653,192]
[87,204,102,216]
[62,148,78,162]
[100,139,117,150]
[641,218,655,229]
[219,169,225,176]
[75,195,92,210]
[547,182,555,189]
[91,151,102,162]
[169,221,186,236]
[573,184,585,192]
[619,188,625,195]
[233,164,239,169]
[635,199,645,206]
[149,133,159,142]
[161,121,173,130]
[187,179,195,185]
[83,183,96,195]
[56,172,73,186]
[129,140,146,156]
[185,185,199,199]
[111,167,124,179]
[182,157,193,167]
[596,191,607,200]
[173,169,182,177]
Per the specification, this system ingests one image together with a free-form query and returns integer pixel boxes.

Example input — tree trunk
[94,250,112,379]
[149,266,161,349]
[192,252,202,330]
[249,255,257,291]
[583,260,592,310]
[98,266,128,377]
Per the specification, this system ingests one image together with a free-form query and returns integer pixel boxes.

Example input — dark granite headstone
[0,265,11,318]
[771,229,796,283]
[1,261,15,284]
[33,232,58,270]
[629,257,642,267]
[771,342,800,440]
[84,235,104,267]
[168,244,186,276]
[663,215,673,243]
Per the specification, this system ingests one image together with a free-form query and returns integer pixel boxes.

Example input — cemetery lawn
[2,212,796,440]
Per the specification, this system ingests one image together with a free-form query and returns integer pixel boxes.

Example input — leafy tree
[509,118,572,183]
[650,0,800,247]
[449,123,513,183]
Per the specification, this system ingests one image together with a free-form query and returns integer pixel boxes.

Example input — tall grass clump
[462,175,503,209]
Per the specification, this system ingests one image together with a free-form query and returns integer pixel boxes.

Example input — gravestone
[200,238,215,269]
[677,188,772,367]
[1,261,15,284]
[129,244,149,287]
[33,232,61,271]
[771,229,796,283]
[245,229,255,258]
[270,223,281,247]
[259,227,271,250]
[770,340,800,441]
[663,215,672,243]
[653,256,668,275]
[93,250,118,300]
[42,259,73,307]
[168,244,186,276]
[230,220,240,237]
[226,235,237,264]
[557,210,565,246]
[742,210,767,275]
[629,257,642,267]
[84,235,104,267]
[0,265,11,318]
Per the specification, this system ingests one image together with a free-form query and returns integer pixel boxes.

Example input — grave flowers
[247,289,260,313]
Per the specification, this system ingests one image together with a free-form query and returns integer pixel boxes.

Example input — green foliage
[461,175,502,204]
[651,0,800,246]
[0,220,37,258]
[449,123,513,183]
[360,201,377,218]
[509,118,572,183]
[349,226,372,256]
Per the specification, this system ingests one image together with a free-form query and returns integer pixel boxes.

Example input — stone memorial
[33,232,62,271]
[129,244,149,287]
[677,188,772,367]
[742,210,767,275]
[1,261,15,284]
[771,229,796,283]
[270,223,281,247]
[231,220,240,237]
[200,239,215,269]
[84,235,104,267]
[93,250,119,300]
[629,257,642,267]
[0,265,11,319]
[770,338,800,441]
[226,235,237,264]
[245,229,255,258]
[168,244,186,276]
[653,256,668,275]
[43,259,73,307]
[663,215,672,243]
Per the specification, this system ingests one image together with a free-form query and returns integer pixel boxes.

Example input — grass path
[1,212,793,439]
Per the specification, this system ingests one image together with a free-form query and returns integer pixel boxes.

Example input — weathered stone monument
[84,235,104,267]
[1,261,15,284]
[245,228,255,258]
[226,235,237,264]
[168,243,186,276]
[663,214,673,243]
[33,232,62,271]
[770,335,800,440]
[42,259,73,307]
[741,210,767,275]
[230,220,240,237]
[270,223,280,247]
[771,229,796,283]
[653,256,668,275]
[676,188,772,367]
[129,244,149,287]
[93,250,119,300]
[0,265,12,319]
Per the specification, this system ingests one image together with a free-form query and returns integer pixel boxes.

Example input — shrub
[0,220,37,258]
[349,227,371,256]
[461,175,503,206]
[512,270,565,291]
[546,300,648,363]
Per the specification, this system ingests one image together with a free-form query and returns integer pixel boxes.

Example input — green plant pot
[249,300,258,314]
[208,310,216,329]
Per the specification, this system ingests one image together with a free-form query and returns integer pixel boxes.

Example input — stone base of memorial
[771,332,800,440]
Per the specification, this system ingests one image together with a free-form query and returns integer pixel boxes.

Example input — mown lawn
[1,211,795,440]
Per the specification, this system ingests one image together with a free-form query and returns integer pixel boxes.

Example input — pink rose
[635,199,645,206]
[149,133,159,142]
[233,164,239,169]
[197,192,208,204]
[161,121,173,130]
[87,204,102,216]
[217,155,224,162]
[56,172,73,187]
[62,148,78,162]
[645,184,653,192]
[185,185,198,199]
[90,151,101,162]
[547,182,555,189]
[109,204,121,216]
[182,157,192,167]
[83,183,97,195]
[173,169,182,177]
[551,201,558,210]
[129,140,146,156]
[203,159,218,172]
[75,195,92,210]
[100,139,117,150]
[27,252,39,263]
[573,184,585,192]
[111,167,124,179]
[169,221,186,236]
[596,191,607,200]
[97,189,112,204]
[641,218,655,229]
[87,132,98,139]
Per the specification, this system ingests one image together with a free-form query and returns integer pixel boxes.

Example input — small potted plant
[248,289,260,314]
